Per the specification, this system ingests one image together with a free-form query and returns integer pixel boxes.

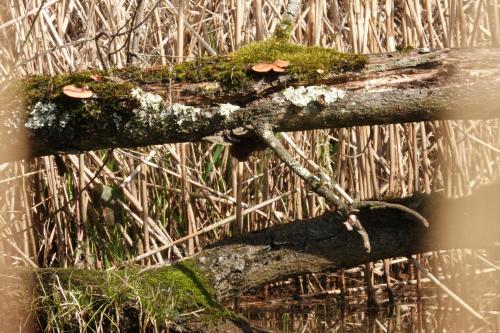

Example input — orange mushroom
[271,65,285,73]
[272,59,289,68]
[62,85,93,99]
[251,63,274,73]
[252,59,290,74]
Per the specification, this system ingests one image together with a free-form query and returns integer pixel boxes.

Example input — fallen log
[1,46,500,162]
[3,183,497,332]
[194,182,500,300]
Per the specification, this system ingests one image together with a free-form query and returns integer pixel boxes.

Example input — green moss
[273,17,294,41]
[16,39,367,126]
[19,40,366,101]
[111,65,172,84]
[18,72,140,137]
[93,38,367,90]
[34,261,228,331]
[172,38,367,89]
[23,73,138,115]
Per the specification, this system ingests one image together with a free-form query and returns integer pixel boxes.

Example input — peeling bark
[1,48,500,162]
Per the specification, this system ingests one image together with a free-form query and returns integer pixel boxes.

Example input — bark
[24,183,500,304]
[194,182,500,300]
[12,183,498,332]
[1,48,500,162]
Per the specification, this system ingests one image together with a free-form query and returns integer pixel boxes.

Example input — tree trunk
[194,182,500,300]
[1,48,500,162]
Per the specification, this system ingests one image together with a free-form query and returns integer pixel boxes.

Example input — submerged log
[1,47,500,162]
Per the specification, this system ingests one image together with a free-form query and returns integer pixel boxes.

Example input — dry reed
[0,1,499,313]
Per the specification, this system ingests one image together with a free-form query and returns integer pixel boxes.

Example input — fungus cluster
[251,59,290,73]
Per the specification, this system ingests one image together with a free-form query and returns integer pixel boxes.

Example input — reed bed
[0,0,499,326]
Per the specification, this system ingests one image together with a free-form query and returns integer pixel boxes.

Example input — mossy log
[1,47,500,162]
[5,183,497,332]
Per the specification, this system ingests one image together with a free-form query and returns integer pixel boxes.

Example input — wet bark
[2,48,500,162]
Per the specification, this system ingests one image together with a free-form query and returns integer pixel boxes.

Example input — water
[239,283,500,332]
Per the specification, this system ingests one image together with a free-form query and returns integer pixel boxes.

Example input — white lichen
[218,103,240,117]
[130,87,207,128]
[130,87,164,126]
[283,86,346,107]
[25,102,57,129]
[170,104,201,126]
[112,113,122,129]
[131,88,163,111]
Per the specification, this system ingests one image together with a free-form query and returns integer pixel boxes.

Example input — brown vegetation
[1,0,500,331]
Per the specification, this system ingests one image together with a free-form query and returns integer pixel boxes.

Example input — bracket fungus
[62,85,94,99]
[251,59,290,73]
[272,59,289,68]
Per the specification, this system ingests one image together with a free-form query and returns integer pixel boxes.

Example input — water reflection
[239,282,499,332]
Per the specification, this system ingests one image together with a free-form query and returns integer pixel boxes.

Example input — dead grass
[0,1,499,330]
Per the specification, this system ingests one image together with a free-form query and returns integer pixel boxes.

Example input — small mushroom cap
[251,63,273,72]
[62,85,93,99]
[271,65,285,73]
[273,59,289,68]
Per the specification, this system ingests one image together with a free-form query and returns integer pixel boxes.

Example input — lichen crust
[25,102,58,129]
[283,85,346,107]
[218,103,240,117]
[170,103,202,126]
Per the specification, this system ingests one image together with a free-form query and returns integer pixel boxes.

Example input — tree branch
[252,122,429,253]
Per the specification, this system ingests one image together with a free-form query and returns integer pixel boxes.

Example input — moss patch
[9,39,367,134]
[16,39,367,103]
[107,37,367,89]
[16,39,367,106]
[273,17,294,41]
[22,72,138,119]
[33,261,228,331]
[173,38,367,89]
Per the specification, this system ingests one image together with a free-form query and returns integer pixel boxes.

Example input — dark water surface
[239,280,500,332]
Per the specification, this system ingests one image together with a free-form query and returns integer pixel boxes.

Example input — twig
[346,214,371,253]
[253,123,348,214]
[254,124,374,252]
[256,125,429,227]
[408,257,489,324]
[254,123,429,253]
[352,201,429,227]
